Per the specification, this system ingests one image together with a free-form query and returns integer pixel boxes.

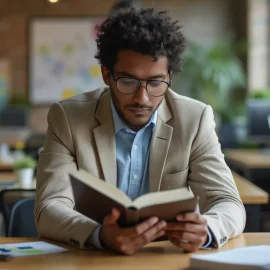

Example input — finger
[117,221,166,246]
[117,229,166,256]
[166,231,203,245]
[176,212,207,224]
[117,221,166,255]
[169,236,201,253]
[120,217,159,237]
[124,229,166,254]
[133,221,167,246]
[117,242,137,256]
[142,227,166,243]
[166,222,208,235]
[103,208,121,227]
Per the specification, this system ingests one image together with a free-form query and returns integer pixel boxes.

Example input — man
[35,8,246,255]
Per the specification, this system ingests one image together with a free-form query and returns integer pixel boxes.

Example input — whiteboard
[29,17,106,105]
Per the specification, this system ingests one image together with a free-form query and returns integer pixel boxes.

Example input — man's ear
[101,66,110,86]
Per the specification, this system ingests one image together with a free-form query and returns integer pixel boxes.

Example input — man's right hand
[100,208,166,255]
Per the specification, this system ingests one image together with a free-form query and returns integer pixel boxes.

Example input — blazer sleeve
[35,102,99,249]
[188,105,246,248]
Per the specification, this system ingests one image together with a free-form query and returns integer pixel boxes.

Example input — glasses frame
[110,72,171,97]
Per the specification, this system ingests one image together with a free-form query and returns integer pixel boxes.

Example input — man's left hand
[165,212,208,252]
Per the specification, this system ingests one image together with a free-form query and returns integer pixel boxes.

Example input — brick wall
[0,0,246,133]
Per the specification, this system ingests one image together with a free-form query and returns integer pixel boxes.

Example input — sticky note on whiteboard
[62,89,75,99]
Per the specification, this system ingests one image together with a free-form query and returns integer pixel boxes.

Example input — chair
[0,189,36,236]
[0,107,29,127]
[8,197,38,237]
[24,134,46,157]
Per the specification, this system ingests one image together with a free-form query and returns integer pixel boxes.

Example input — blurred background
[0,0,269,149]
[0,0,269,237]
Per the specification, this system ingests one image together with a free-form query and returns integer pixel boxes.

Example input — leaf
[179,35,247,119]
[13,155,37,170]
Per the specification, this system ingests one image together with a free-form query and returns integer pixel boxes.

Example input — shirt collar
[110,99,157,135]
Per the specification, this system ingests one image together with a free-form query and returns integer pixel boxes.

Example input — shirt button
[133,145,137,150]
[133,175,137,179]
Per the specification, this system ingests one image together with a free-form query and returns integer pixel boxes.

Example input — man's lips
[128,107,150,113]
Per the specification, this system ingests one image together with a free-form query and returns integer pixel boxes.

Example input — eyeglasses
[110,73,171,97]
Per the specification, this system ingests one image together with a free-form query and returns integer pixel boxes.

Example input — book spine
[125,207,139,226]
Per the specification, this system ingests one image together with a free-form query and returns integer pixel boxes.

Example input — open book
[70,170,197,226]
[190,245,270,270]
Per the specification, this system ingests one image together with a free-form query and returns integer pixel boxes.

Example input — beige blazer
[35,87,246,249]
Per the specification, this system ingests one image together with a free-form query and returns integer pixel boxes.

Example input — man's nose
[133,82,150,104]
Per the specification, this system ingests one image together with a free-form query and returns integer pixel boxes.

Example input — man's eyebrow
[116,71,167,80]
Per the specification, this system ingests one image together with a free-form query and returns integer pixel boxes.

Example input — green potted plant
[13,155,37,188]
[249,89,270,99]
[174,35,247,147]
[178,36,246,120]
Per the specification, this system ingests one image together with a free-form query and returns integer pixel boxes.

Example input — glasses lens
[117,78,139,94]
[147,81,168,96]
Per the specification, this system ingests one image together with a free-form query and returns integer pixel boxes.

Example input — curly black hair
[95,8,187,73]
[109,0,142,15]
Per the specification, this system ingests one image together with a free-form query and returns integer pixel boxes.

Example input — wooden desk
[233,171,269,232]
[0,172,16,182]
[0,172,17,189]
[231,170,269,232]
[233,172,269,204]
[0,170,267,232]
[224,149,270,201]
[2,172,267,203]
[0,233,269,270]
[224,149,270,169]
[1,171,267,202]
[0,161,13,171]
[0,170,267,231]
[0,172,36,190]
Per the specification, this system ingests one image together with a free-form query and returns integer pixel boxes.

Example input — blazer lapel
[93,91,117,186]
[149,98,173,192]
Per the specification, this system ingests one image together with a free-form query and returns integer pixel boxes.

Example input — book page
[0,241,67,257]
[133,187,194,209]
[190,245,270,269]
[73,170,132,207]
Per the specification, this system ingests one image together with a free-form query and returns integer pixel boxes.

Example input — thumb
[103,208,121,227]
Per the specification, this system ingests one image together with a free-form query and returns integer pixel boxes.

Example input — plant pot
[16,168,34,188]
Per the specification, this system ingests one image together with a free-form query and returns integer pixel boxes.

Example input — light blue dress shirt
[112,101,157,200]
[88,100,212,249]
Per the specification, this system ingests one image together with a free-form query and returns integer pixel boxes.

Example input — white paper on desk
[190,245,270,270]
[0,241,68,257]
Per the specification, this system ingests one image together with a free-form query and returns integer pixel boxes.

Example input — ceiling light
[49,0,59,3]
